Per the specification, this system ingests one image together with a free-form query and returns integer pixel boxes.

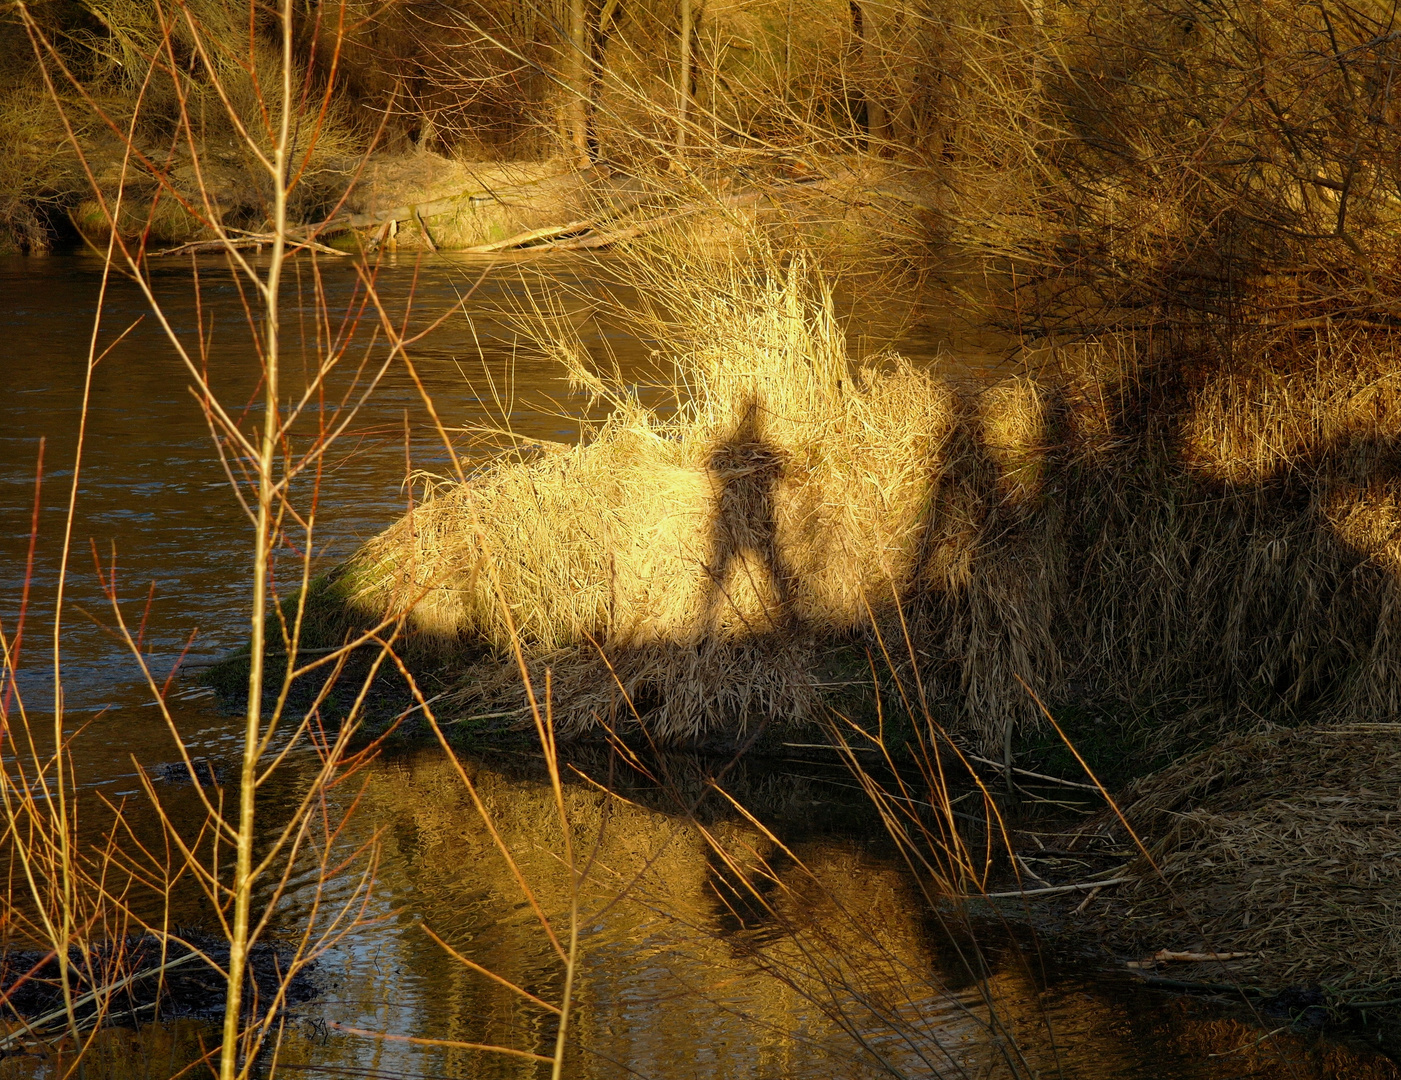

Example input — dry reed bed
[321,265,970,739]
[309,268,1401,752]
[1070,723,1401,1000]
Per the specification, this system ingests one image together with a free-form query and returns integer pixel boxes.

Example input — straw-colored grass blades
[304,259,1401,760]
[1069,722,1401,1003]
[318,259,970,741]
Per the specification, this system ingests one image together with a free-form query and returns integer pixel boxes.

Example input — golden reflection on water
[228,748,1396,1080]
[0,749,1394,1080]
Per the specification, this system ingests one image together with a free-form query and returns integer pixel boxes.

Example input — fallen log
[151,233,350,258]
[1126,949,1255,968]
[460,216,600,253]
[151,173,831,257]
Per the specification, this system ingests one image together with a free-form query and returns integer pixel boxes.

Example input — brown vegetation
[1069,722,1401,1003]
[13,0,1401,1060]
[319,257,949,740]
[303,242,1401,761]
[0,0,945,253]
[7,0,1401,288]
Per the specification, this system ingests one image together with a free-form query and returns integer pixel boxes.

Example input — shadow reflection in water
[1,747,1392,1079]
[224,749,1393,1080]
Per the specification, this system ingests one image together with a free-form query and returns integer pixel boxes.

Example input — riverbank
[280,262,1401,758]
[53,146,935,262]
[199,249,1401,1027]
[1064,723,1401,1011]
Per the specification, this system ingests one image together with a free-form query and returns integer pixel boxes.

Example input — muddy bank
[61,147,932,257]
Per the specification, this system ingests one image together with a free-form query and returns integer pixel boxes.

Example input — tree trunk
[563,0,590,164]
[849,0,887,151]
[587,0,624,159]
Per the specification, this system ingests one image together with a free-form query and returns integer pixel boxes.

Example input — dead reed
[1069,722,1401,1002]
[307,254,1401,764]
[316,257,965,741]
[9,4,598,1075]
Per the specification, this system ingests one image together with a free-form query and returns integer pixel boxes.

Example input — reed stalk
[217,2,295,1074]
[10,5,602,1076]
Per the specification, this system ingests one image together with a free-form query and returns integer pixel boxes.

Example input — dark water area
[0,253,1390,1080]
[0,253,652,718]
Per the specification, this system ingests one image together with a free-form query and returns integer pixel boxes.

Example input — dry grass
[2,0,366,249]
[304,256,1401,758]
[324,258,966,740]
[1070,722,1401,1001]
[0,85,93,252]
[1058,326,1401,740]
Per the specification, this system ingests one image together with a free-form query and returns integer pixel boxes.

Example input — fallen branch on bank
[461,215,599,253]
[1126,950,1255,968]
[148,166,582,256]
[319,164,580,233]
[984,877,1135,899]
[963,751,1104,792]
[149,174,834,257]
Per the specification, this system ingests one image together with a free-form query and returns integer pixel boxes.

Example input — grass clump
[1,0,365,250]
[297,250,1401,762]
[1069,722,1401,1003]
[323,257,968,743]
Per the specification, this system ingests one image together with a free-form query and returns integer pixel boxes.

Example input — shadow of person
[700,394,799,638]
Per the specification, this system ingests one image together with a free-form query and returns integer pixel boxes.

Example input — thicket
[256,0,1401,762]
[5,0,1399,319]
[4,0,947,252]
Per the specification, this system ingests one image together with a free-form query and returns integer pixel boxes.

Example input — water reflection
[0,253,659,729]
[237,747,1391,1080]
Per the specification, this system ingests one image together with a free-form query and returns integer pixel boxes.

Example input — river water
[0,253,1390,1080]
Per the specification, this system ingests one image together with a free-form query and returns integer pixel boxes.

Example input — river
[0,252,1389,1080]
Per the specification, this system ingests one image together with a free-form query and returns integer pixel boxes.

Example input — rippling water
[0,253,1388,1080]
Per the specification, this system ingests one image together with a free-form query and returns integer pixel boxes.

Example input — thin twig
[983,876,1134,899]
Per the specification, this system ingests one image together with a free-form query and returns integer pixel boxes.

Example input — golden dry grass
[308,254,1401,754]
[327,259,973,740]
